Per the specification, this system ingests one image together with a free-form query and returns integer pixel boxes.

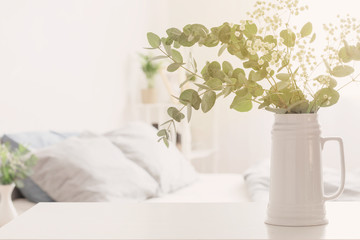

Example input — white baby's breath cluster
[249,0,308,34]
[246,0,330,93]
[322,15,360,67]
[246,38,275,55]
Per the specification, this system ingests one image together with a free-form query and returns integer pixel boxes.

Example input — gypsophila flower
[148,0,360,136]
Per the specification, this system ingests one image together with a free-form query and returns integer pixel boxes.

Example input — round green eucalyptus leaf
[167,107,185,122]
[243,60,259,70]
[167,63,183,72]
[161,38,172,55]
[219,24,231,43]
[276,81,290,90]
[248,82,264,97]
[203,34,219,47]
[171,49,183,63]
[232,68,246,80]
[179,89,201,110]
[192,24,209,38]
[235,88,248,97]
[207,61,221,77]
[205,77,223,90]
[276,73,291,81]
[280,29,296,47]
[166,28,182,39]
[264,35,277,45]
[249,70,266,82]
[173,41,181,48]
[147,32,161,48]
[213,70,226,80]
[345,45,360,61]
[230,95,252,112]
[331,65,354,77]
[300,22,312,37]
[243,22,257,38]
[222,61,233,75]
[201,90,216,113]
[313,88,340,107]
[157,129,169,138]
[338,47,352,63]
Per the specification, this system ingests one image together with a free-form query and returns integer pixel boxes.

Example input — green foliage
[312,88,340,109]
[147,32,161,48]
[201,90,216,113]
[179,89,201,110]
[230,90,253,112]
[0,144,37,187]
[243,21,258,38]
[280,29,296,47]
[310,33,316,43]
[167,107,185,122]
[167,63,183,72]
[146,0,360,146]
[140,54,161,88]
[300,22,313,37]
[331,65,354,77]
[276,73,291,81]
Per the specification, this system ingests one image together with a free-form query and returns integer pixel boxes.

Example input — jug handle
[321,137,346,201]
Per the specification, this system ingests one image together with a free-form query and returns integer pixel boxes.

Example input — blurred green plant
[0,144,37,187]
[140,54,162,88]
[146,0,360,145]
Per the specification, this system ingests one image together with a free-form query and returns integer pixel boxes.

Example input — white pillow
[31,136,160,202]
[105,122,197,193]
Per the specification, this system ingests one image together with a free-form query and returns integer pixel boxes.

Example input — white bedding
[13,173,250,214]
[146,173,250,202]
[244,161,360,201]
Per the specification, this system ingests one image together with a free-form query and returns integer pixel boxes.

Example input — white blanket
[244,160,360,201]
[14,173,251,215]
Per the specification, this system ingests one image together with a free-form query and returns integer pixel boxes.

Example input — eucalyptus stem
[337,72,360,91]
[157,47,203,79]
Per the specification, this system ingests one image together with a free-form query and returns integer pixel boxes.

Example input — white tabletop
[0,202,359,240]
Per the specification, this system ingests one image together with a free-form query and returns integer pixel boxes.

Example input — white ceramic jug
[0,183,18,227]
[266,114,345,227]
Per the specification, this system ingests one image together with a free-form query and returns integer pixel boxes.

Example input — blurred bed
[13,173,250,215]
[3,122,250,216]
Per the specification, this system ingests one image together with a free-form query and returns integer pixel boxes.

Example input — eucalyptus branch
[146,0,360,147]
[157,47,203,79]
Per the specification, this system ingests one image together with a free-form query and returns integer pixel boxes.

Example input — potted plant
[140,54,162,104]
[0,144,37,226]
[146,0,360,226]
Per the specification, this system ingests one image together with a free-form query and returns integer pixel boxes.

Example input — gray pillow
[105,122,198,194]
[1,131,78,202]
[32,136,160,201]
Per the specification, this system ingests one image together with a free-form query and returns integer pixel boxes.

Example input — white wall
[0,0,164,133]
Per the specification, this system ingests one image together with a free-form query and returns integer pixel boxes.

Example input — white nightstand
[0,202,359,240]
